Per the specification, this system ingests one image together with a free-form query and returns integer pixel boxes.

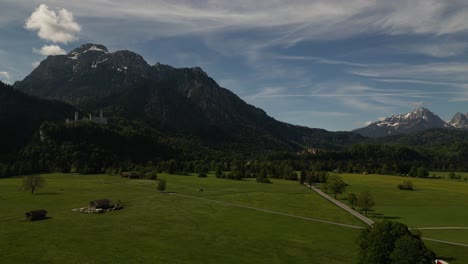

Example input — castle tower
[89,113,92,120]
[75,112,79,121]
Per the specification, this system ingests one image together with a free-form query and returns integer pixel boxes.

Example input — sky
[1,0,468,131]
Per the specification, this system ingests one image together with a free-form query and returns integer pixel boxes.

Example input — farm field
[1,173,467,263]
[0,173,361,264]
[338,173,468,246]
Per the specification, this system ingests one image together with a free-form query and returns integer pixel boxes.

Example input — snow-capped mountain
[448,112,468,129]
[354,108,453,138]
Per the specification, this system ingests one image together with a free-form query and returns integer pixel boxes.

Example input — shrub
[157,179,166,192]
[397,180,414,190]
[145,171,158,180]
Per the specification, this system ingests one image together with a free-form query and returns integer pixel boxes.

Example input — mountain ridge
[354,107,467,138]
[13,43,364,151]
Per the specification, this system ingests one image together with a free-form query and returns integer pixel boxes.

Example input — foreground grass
[337,172,468,262]
[0,173,360,264]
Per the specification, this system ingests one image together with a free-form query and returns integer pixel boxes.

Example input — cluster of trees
[358,221,436,264]
[448,172,467,181]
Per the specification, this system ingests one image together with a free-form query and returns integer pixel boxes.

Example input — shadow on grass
[29,216,53,222]
[437,256,456,262]
[368,212,401,220]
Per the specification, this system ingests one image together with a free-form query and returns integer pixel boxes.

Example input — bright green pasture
[0,173,360,264]
[338,173,468,244]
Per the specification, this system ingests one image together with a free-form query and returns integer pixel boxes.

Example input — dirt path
[422,238,468,248]
[170,193,364,229]
[306,184,375,226]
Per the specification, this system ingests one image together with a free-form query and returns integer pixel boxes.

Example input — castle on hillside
[66,109,108,125]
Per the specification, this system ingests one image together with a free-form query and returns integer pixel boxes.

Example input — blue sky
[1,1,468,131]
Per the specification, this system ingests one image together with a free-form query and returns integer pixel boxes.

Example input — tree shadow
[368,212,401,220]
[29,216,53,221]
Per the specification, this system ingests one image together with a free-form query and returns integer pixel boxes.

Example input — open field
[1,173,467,263]
[337,173,468,246]
[0,173,361,264]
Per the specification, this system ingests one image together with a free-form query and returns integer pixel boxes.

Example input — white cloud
[25,4,81,43]
[33,44,66,56]
[0,71,10,82]
[32,61,40,68]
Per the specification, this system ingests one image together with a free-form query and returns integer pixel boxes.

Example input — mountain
[354,108,451,138]
[14,43,363,151]
[0,81,75,159]
[448,112,468,129]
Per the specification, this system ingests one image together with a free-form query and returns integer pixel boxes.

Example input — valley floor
[0,173,467,263]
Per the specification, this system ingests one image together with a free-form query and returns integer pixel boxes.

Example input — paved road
[307,184,375,226]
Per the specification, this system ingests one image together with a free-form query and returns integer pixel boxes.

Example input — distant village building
[25,209,48,221]
[66,109,108,125]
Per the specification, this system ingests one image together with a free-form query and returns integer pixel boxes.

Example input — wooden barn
[90,199,111,209]
[121,172,143,179]
[25,210,48,221]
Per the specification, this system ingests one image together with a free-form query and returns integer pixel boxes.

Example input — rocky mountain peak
[449,112,468,129]
[69,43,108,56]
[354,107,451,138]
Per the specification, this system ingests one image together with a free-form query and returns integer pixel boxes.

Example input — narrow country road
[306,184,375,226]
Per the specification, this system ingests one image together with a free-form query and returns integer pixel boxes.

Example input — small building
[121,172,143,179]
[90,199,111,209]
[25,210,48,221]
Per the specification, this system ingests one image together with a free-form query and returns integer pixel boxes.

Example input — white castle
[66,109,108,125]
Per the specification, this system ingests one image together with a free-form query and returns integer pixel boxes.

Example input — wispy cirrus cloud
[393,41,468,58]
[350,62,468,82]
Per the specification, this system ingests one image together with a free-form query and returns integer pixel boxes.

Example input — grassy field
[1,173,466,263]
[337,173,468,247]
[0,173,361,264]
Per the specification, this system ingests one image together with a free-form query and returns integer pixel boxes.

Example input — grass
[336,172,468,262]
[0,173,360,264]
[1,172,467,263]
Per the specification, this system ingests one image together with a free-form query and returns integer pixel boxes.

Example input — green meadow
[0,173,467,263]
[0,173,360,264]
[338,173,468,246]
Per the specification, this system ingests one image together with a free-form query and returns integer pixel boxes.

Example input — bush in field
[256,169,271,183]
[397,180,414,190]
[145,171,158,180]
[157,178,166,192]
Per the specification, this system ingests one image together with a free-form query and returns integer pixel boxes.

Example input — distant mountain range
[12,43,363,151]
[354,108,468,138]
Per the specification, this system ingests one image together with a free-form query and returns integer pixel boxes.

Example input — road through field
[99,179,468,248]
[306,184,375,226]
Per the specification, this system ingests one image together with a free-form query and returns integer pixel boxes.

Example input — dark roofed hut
[90,199,111,209]
[25,210,48,221]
